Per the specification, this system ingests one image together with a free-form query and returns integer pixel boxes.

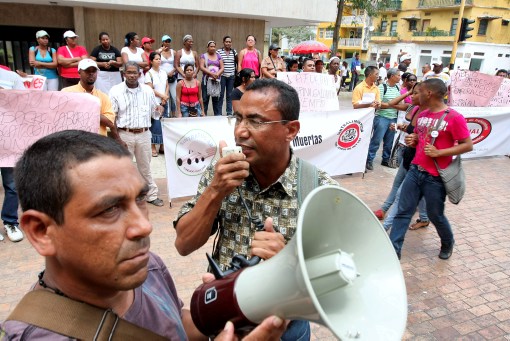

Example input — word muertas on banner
[449,70,507,107]
[21,75,47,90]
[162,108,374,199]
[0,90,101,166]
[277,72,339,112]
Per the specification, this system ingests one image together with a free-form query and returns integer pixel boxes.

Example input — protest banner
[488,78,510,107]
[449,70,504,107]
[0,90,101,166]
[454,106,510,158]
[162,108,374,199]
[21,75,47,91]
[277,72,339,111]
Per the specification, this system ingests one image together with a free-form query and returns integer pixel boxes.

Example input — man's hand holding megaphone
[251,217,285,260]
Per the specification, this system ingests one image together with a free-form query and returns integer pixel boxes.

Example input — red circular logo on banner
[336,121,362,150]
[466,117,491,145]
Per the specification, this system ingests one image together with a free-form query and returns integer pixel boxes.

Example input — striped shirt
[109,81,158,129]
[377,83,400,119]
[217,48,237,77]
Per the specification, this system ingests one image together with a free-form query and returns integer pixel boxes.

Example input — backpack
[382,83,400,96]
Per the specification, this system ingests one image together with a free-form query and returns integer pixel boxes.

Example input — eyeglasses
[234,114,289,130]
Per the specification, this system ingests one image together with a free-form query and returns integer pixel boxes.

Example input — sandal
[409,219,429,230]
[148,198,164,207]
[152,151,158,157]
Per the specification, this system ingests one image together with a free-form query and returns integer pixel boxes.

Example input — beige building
[0,0,336,72]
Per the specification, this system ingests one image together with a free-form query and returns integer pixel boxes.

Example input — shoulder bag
[430,109,466,205]
[6,290,167,340]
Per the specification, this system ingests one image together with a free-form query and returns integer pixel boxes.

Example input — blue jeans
[383,181,428,231]
[367,115,397,163]
[281,320,310,341]
[390,166,454,257]
[201,81,221,116]
[1,168,19,225]
[180,104,202,118]
[220,75,235,115]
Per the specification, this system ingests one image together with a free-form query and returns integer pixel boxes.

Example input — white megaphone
[191,185,407,340]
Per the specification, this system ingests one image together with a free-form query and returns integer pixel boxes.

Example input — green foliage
[271,26,316,46]
[347,0,393,17]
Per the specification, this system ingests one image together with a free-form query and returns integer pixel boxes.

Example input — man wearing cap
[260,44,285,79]
[57,30,88,88]
[109,61,165,207]
[423,62,451,87]
[399,54,412,73]
[61,59,120,142]
[348,53,361,91]
[217,36,237,116]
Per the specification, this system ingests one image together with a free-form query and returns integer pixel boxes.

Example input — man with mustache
[174,78,337,341]
[0,130,285,340]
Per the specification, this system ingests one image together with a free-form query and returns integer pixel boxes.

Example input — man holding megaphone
[174,78,338,339]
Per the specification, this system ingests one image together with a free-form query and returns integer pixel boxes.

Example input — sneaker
[381,160,391,168]
[374,209,385,220]
[438,241,454,260]
[4,224,23,242]
[366,161,374,171]
[148,198,164,207]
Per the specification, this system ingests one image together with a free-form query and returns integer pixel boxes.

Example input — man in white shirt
[109,61,165,207]
[423,62,451,87]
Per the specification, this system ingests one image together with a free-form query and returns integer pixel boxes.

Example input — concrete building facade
[0,0,336,73]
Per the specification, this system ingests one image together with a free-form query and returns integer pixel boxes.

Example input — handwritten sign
[449,70,504,107]
[277,72,339,112]
[21,75,47,90]
[0,90,100,166]
[488,78,510,107]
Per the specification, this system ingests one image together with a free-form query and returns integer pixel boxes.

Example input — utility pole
[449,0,467,70]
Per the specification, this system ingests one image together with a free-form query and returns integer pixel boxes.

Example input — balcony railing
[338,38,362,47]
[412,30,454,36]
[371,31,398,37]
[381,1,402,11]
[418,0,472,7]
[341,15,365,26]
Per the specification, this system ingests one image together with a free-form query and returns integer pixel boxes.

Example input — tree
[332,0,391,56]
[271,26,316,48]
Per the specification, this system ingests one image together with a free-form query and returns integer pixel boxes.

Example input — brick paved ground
[0,151,508,340]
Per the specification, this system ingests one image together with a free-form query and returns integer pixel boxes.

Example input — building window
[319,28,325,39]
[409,20,417,31]
[422,19,431,31]
[390,20,398,33]
[478,19,488,35]
[381,21,388,32]
[503,20,509,26]
[450,18,458,35]
[325,29,334,39]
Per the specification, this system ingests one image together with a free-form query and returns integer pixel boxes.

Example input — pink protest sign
[0,90,100,167]
[449,70,503,107]
[488,78,510,107]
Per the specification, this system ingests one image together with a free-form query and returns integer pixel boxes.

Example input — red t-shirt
[413,108,470,176]
[57,45,88,78]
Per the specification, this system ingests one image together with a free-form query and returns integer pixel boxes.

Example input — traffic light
[459,18,475,42]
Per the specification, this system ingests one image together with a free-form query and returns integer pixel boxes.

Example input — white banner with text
[162,108,374,199]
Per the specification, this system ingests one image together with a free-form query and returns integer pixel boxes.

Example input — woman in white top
[145,52,169,156]
[157,34,177,117]
[174,34,199,80]
[121,32,148,83]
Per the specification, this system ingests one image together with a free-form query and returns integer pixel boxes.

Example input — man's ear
[285,120,300,142]
[21,210,58,257]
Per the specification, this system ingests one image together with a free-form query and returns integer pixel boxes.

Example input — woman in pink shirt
[57,30,88,88]
[237,35,261,77]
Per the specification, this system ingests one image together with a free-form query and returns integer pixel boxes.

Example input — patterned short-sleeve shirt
[175,153,338,270]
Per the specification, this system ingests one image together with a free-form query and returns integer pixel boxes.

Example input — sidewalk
[1,153,509,340]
